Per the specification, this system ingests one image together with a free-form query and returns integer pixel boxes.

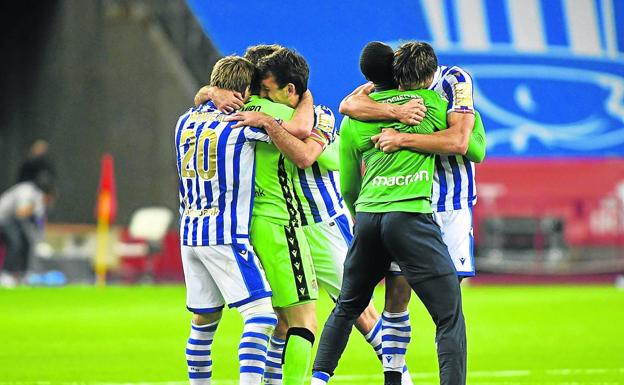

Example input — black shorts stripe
[291,175,308,226]
[282,225,310,302]
[277,155,300,228]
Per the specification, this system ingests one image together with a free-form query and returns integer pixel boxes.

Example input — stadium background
[0,0,623,384]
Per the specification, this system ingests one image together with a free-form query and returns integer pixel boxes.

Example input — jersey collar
[195,100,219,114]
[428,66,442,89]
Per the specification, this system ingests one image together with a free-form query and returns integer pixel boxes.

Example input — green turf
[0,284,622,384]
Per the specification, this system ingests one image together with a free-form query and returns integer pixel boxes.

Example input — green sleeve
[338,118,362,218]
[465,111,486,163]
[429,92,449,132]
[317,137,340,171]
[402,91,448,134]
[243,95,295,120]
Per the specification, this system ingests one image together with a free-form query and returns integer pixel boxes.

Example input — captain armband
[450,82,475,114]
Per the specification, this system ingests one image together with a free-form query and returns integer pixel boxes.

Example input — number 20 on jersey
[180,129,217,180]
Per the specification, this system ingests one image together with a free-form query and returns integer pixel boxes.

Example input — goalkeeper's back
[339,88,448,215]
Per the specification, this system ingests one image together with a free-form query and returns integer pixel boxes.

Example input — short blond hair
[209,55,255,95]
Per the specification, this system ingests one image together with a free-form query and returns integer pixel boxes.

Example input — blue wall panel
[188,0,624,158]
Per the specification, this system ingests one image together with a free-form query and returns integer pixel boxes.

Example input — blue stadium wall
[187,0,624,159]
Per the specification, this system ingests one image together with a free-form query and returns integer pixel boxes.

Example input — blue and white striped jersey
[175,101,269,246]
[429,65,478,212]
[292,105,347,225]
[294,164,346,225]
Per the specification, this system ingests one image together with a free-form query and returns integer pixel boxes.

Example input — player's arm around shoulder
[280,90,314,139]
[443,111,475,156]
[193,85,244,113]
[372,74,481,157]
[316,137,340,171]
[224,105,333,169]
[371,109,472,156]
[420,86,473,150]
[287,104,337,169]
[339,83,426,126]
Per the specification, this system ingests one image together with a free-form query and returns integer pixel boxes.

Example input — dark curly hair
[393,41,438,90]
[258,48,309,96]
[359,41,396,88]
[244,44,283,66]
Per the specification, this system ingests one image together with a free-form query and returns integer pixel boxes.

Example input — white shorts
[181,242,272,313]
[389,208,475,277]
[303,213,353,301]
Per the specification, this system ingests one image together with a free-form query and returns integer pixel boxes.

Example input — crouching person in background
[0,174,54,287]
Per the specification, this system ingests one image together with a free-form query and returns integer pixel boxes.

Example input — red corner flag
[96,153,117,224]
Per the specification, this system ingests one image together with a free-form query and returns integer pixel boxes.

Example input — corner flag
[95,154,117,286]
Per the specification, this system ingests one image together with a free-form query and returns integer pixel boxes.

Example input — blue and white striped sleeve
[309,105,337,149]
[441,66,475,114]
[243,126,271,143]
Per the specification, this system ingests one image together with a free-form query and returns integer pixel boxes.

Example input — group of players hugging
[174,41,486,385]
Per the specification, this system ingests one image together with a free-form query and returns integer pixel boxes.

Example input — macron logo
[372,171,430,187]
[385,355,393,363]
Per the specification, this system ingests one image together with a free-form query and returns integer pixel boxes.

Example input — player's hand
[194,85,212,107]
[371,128,403,153]
[225,111,272,129]
[395,99,426,126]
[194,86,244,113]
[353,82,375,96]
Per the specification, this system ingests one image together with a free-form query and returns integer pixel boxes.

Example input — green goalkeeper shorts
[250,216,318,308]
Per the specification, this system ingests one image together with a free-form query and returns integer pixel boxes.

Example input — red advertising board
[474,159,624,246]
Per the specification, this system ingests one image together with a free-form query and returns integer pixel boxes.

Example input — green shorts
[303,213,353,300]
[250,216,318,308]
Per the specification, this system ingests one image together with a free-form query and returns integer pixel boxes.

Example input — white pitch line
[1,368,622,385]
[546,368,624,376]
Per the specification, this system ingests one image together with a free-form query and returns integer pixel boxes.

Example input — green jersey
[242,95,300,227]
[340,89,448,216]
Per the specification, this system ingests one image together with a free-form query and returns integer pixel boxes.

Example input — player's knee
[385,293,410,313]
[288,311,317,335]
[355,301,380,333]
[342,257,364,277]
[298,314,317,335]
[239,297,274,316]
[335,298,368,322]
[281,302,318,335]
[384,276,411,312]
[273,311,289,339]
[192,311,222,326]
[239,297,278,333]
[436,327,466,354]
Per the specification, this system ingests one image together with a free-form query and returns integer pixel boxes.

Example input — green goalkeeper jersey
[242,95,300,227]
[340,89,448,216]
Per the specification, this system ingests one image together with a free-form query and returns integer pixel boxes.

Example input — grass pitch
[0,284,622,384]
